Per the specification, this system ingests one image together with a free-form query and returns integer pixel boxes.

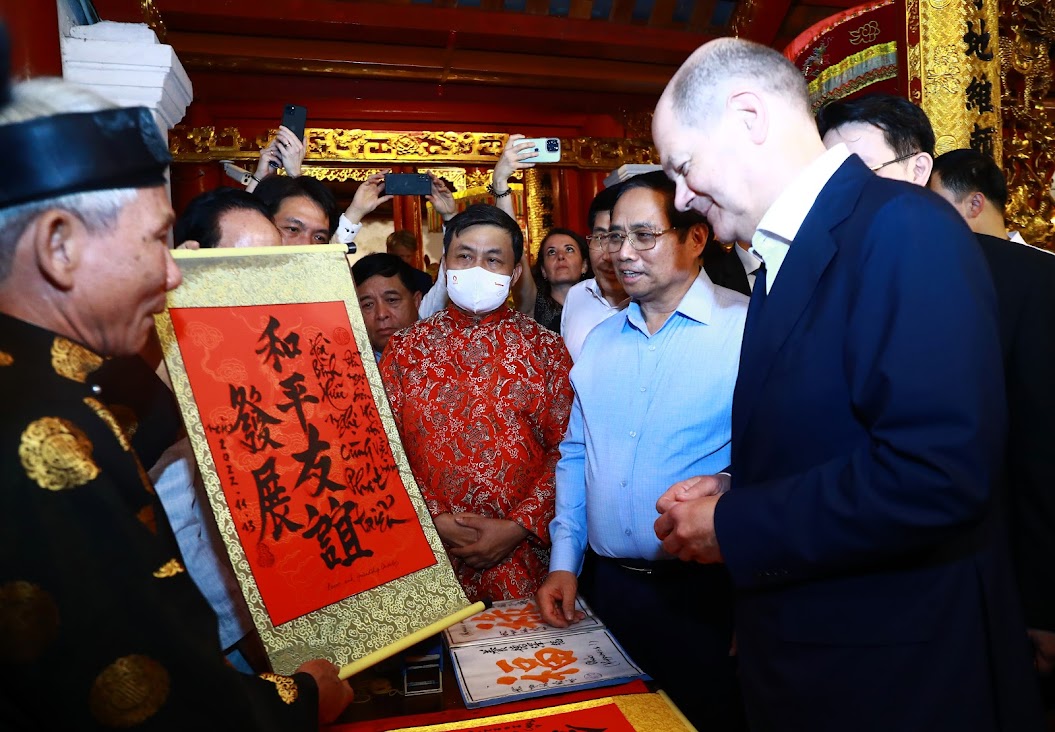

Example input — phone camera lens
[546,139,559,153]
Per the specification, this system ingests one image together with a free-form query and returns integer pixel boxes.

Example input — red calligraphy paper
[439,703,635,732]
[170,301,436,626]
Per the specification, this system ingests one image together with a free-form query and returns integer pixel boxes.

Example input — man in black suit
[703,239,755,296]
[930,148,1055,679]
[650,38,1043,731]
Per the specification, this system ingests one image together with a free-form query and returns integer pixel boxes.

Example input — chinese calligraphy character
[277,372,319,433]
[473,606,545,632]
[256,316,302,372]
[229,385,284,453]
[963,18,994,61]
[292,424,344,496]
[970,122,996,158]
[303,496,375,569]
[252,456,303,541]
[496,647,580,685]
[965,74,994,113]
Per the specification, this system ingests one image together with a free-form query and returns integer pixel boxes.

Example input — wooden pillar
[4,0,62,78]
[558,168,585,235]
[405,194,424,270]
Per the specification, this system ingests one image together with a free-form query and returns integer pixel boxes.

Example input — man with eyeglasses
[815,93,935,185]
[560,183,630,362]
[538,171,748,731]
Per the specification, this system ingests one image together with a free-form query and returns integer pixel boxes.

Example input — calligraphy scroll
[156,244,474,675]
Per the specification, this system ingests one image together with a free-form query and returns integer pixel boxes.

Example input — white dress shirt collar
[751,144,852,294]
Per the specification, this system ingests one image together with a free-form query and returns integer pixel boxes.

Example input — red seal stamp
[333,326,351,345]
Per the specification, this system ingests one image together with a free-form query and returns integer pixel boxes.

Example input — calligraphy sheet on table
[388,692,697,731]
[443,596,600,646]
[156,245,471,675]
[446,598,647,708]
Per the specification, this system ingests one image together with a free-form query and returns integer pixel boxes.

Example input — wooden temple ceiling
[92,0,865,99]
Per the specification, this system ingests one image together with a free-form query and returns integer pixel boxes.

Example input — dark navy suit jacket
[715,156,1044,731]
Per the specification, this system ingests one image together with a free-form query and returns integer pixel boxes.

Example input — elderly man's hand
[654,490,724,564]
[656,473,730,513]
[450,515,528,570]
[294,658,355,724]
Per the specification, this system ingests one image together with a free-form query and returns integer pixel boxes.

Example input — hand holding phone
[518,137,561,164]
[270,104,307,170]
[384,173,433,196]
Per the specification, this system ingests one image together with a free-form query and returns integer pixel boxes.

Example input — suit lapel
[733,157,870,445]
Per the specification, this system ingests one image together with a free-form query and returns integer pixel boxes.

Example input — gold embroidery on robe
[106,403,139,438]
[20,417,99,491]
[82,399,154,499]
[0,350,13,367]
[83,397,131,452]
[89,655,170,727]
[152,559,185,578]
[0,581,60,663]
[50,337,103,383]
[259,672,299,704]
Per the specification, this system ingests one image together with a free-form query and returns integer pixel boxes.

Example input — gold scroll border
[388,691,697,732]
[155,244,469,675]
[171,128,658,170]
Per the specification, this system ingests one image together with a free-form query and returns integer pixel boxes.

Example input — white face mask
[446,266,512,315]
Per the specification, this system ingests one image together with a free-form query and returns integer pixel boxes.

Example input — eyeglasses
[589,228,677,253]
[869,151,919,172]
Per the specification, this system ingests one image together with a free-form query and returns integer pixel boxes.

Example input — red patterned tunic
[380,305,573,602]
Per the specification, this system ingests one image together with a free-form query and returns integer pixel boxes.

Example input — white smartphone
[519,137,561,163]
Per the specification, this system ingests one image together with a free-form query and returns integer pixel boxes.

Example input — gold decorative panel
[170,127,657,171]
[999,0,1055,246]
[906,0,1003,159]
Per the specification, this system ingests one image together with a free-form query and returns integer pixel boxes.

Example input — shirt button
[648,345,656,352]
[639,386,646,392]
[629,431,636,438]
[620,480,627,487]
[624,529,632,536]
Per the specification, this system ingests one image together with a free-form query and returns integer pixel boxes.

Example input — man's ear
[510,261,523,288]
[727,89,768,146]
[911,153,934,186]
[966,192,986,220]
[29,209,81,291]
[413,291,423,311]
[686,224,709,259]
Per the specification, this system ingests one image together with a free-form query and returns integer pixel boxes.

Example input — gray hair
[670,38,810,127]
[0,79,138,282]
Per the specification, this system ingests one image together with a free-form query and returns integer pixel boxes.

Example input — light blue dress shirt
[549,268,748,574]
[150,438,254,653]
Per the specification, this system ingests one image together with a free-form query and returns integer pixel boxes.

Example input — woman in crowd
[529,228,591,332]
